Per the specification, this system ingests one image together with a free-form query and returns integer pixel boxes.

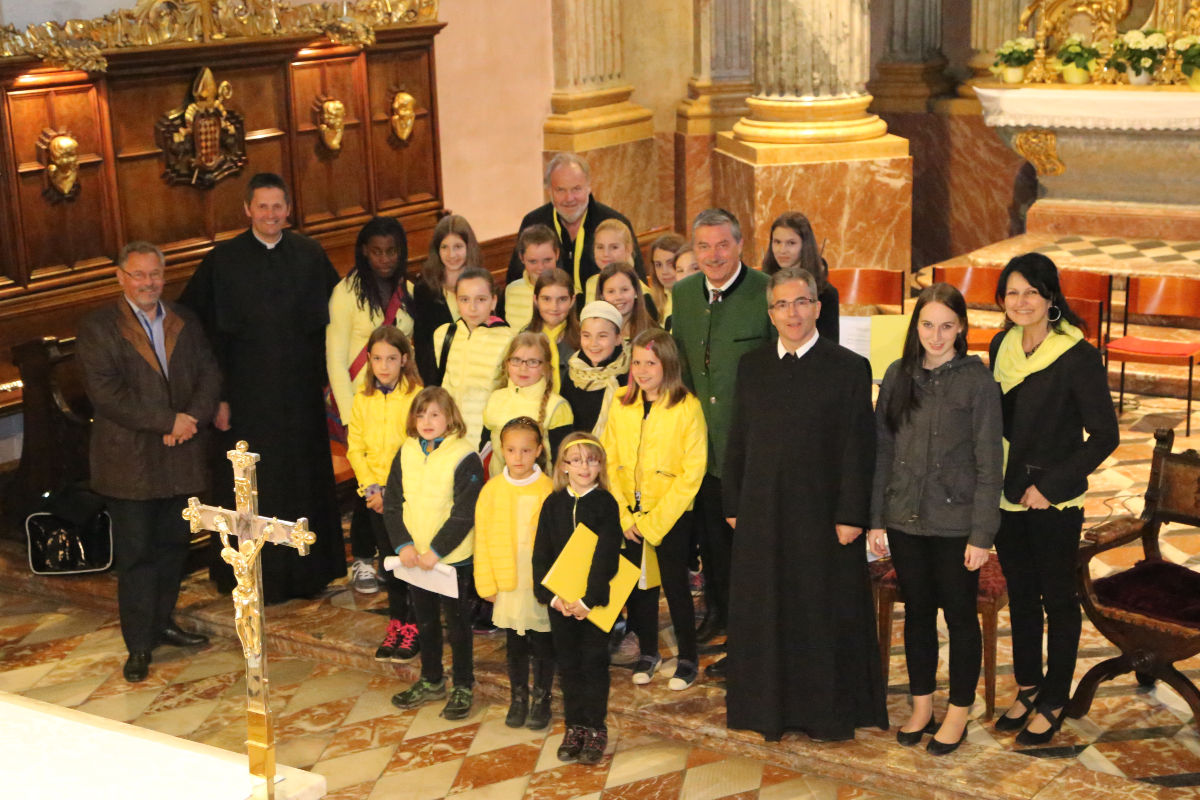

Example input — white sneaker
[631,654,661,685]
[349,559,380,594]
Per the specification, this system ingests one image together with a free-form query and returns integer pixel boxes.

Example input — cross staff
[182,440,315,800]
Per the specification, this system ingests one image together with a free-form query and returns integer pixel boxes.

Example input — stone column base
[868,58,954,113]
[673,78,752,231]
[712,142,913,270]
[1026,199,1200,241]
[543,86,654,152]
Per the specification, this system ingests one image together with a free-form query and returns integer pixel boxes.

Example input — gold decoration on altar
[0,1,440,73]
[1013,129,1066,176]
[36,128,80,199]
[390,89,416,142]
[314,95,346,151]
[155,67,247,188]
[182,440,318,800]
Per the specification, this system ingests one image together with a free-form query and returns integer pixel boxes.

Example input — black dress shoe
[926,726,968,756]
[704,656,728,679]
[994,686,1038,732]
[1015,706,1065,747]
[158,623,209,648]
[123,651,151,683]
[896,716,939,746]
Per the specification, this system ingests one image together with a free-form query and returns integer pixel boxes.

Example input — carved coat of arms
[155,67,247,187]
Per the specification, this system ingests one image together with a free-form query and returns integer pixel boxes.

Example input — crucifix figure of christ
[182,440,316,800]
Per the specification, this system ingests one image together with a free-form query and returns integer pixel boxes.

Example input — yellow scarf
[568,346,630,436]
[552,208,588,295]
[994,322,1086,511]
[544,320,567,392]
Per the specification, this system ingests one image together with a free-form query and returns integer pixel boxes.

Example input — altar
[0,692,326,800]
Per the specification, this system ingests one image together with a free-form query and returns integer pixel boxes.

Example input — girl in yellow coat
[346,327,423,663]
[483,332,573,476]
[474,417,556,730]
[601,329,707,690]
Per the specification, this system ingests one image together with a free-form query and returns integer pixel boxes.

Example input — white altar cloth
[0,691,326,800]
[975,86,1200,131]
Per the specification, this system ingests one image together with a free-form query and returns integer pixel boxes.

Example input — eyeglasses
[508,357,544,369]
[118,267,165,283]
[769,297,816,313]
[563,456,601,467]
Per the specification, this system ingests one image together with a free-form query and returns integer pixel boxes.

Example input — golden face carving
[317,98,346,151]
[390,91,415,141]
[38,129,80,198]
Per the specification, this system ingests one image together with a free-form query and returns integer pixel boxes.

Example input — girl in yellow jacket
[601,329,707,690]
[483,332,573,476]
[347,327,423,663]
[433,267,515,448]
[474,417,556,730]
[384,388,485,721]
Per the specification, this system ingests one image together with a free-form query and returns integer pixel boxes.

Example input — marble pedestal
[675,131,716,232]
[712,136,914,270]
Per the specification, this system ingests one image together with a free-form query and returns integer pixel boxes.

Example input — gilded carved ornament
[0,0,440,73]
[155,67,247,187]
[1013,129,1066,176]
[37,128,80,199]
[314,95,346,151]
[390,89,416,141]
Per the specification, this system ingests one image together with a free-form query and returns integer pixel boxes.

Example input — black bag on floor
[26,485,113,575]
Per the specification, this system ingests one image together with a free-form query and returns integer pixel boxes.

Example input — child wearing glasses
[474,417,556,730]
[532,432,624,764]
[482,332,573,476]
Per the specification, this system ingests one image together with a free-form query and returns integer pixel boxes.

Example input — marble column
[674,0,753,231]
[543,0,658,233]
[714,0,912,271]
[960,0,1023,96]
[870,0,953,113]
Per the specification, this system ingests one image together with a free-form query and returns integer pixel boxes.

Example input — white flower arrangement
[994,37,1037,67]
[1111,28,1168,76]
[1176,34,1200,77]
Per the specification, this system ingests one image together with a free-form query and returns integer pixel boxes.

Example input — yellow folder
[541,523,639,632]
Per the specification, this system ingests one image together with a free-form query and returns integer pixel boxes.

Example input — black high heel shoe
[994,686,1038,732]
[896,715,939,746]
[1015,706,1065,747]
[926,725,968,756]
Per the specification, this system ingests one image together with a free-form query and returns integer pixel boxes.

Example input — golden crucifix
[182,440,315,800]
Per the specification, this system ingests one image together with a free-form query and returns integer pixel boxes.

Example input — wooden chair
[932,265,1004,352]
[868,554,1009,719]
[1058,270,1113,356]
[1067,428,1200,728]
[827,268,906,312]
[1106,275,1200,435]
[1067,296,1105,353]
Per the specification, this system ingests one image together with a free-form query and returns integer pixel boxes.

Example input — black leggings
[887,529,981,707]
[410,565,475,688]
[368,512,413,623]
[626,511,698,665]
[994,507,1083,710]
[550,613,610,729]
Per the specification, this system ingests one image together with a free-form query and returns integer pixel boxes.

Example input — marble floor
[2,392,1200,800]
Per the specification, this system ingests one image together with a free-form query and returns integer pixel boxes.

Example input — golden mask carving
[37,128,80,199]
[390,90,415,142]
[314,95,346,151]
[1014,129,1066,177]
[155,67,247,187]
[0,1,440,73]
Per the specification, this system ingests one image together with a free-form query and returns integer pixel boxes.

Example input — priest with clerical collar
[179,172,344,605]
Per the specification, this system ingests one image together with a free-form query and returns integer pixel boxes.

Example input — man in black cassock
[722,267,888,742]
[180,172,343,604]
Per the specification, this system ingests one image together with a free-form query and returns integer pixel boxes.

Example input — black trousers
[349,495,375,560]
[107,495,191,654]
[550,613,610,729]
[697,474,733,627]
[368,512,414,623]
[627,511,698,665]
[994,507,1084,710]
[410,565,475,688]
[887,529,981,707]
[506,628,554,691]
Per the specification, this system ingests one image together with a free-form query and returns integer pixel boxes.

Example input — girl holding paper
[601,329,707,690]
[384,387,485,722]
[532,432,623,765]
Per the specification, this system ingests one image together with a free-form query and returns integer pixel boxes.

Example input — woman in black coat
[988,253,1118,745]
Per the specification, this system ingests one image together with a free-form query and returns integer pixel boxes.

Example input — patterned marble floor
[2,391,1200,800]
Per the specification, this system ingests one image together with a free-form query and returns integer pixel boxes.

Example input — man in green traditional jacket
[671,209,773,679]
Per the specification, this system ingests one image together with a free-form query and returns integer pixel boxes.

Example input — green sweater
[671,267,773,479]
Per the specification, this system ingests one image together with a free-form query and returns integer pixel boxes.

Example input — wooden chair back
[827,268,905,310]
[1058,270,1112,341]
[931,265,1003,309]
[1126,275,1200,324]
[1065,296,1104,351]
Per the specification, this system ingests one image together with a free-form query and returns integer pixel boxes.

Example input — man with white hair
[506,152,644,306]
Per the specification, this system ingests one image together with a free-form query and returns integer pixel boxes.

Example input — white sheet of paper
[840,316,872,361]
[383,556,459,598]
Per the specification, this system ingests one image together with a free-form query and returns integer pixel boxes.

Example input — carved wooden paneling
[366,44,440,213]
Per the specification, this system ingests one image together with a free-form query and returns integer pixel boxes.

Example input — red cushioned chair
[869,553,1009,719]
[1067,428,1200,729]
[1106,275,1200,436]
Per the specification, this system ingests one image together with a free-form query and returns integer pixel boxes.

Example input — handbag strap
[348,286,405,381]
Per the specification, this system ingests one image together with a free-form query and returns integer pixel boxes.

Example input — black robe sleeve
[722,356,752,519]
[834,355,876,530]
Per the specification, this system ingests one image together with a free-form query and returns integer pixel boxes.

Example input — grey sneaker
[391,677,446,710]
[349,559,380,594]
[631,654,661,685]
[441,686,473,720]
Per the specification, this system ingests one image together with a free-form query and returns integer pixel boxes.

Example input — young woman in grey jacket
[867,283,1004,756]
